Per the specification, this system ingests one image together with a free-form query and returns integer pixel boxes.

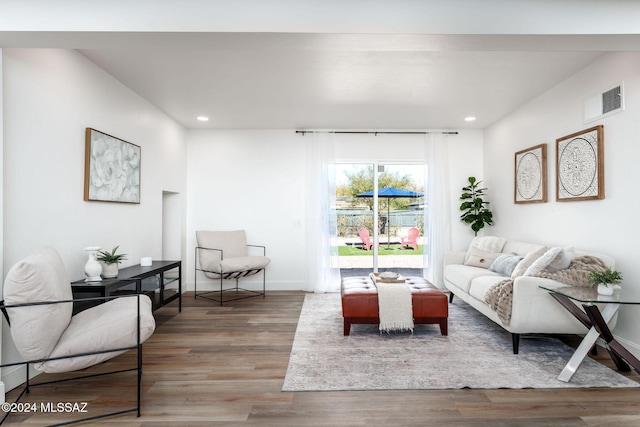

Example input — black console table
[71,260,182,314]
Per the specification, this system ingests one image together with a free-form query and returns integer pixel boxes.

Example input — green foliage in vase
[459,176,493,236]
[588,267,623,287]
[97,245,128,264]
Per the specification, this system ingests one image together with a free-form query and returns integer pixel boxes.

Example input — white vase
[84,246,103,282]
[101,262,119,279]
[597,283,614,296]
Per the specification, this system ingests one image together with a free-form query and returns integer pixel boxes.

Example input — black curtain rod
[296,130,458,135]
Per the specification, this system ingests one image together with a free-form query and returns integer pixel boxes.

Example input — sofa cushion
[40,294,156,373]
[468,236,507,253]
[489,253,523,277]
[444,264,503,293]
[511,246,548,277]
[502,241,545,257]
[469,275,508,302]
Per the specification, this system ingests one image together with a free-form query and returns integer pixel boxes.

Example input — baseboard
[189,280,310,292]
[0,364,37,394]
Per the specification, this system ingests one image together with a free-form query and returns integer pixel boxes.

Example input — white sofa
[443,236,616,354]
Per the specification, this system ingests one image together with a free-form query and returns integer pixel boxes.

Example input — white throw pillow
[545,246,576,273]
[463,236,507,266]
[511,246,548,277]
[463,246,501,269]
[524,247,562,276]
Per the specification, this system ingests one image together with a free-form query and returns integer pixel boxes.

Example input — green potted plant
[459,176,493,236]
[588,267,623,295]
[97,245,128,278]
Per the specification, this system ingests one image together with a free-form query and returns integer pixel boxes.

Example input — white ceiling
[2,1,640,130]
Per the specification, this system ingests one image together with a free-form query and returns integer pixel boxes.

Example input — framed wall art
[514,143,547,204]
[84,128,141,203]
[556,125,604,202]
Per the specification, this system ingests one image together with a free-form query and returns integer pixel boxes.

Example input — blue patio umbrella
[356,187,424,248]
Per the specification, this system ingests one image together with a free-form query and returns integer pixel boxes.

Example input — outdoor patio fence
[337,211,424,237]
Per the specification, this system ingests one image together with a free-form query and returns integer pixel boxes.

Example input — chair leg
[220,276,224,306]
[137,345,142,417]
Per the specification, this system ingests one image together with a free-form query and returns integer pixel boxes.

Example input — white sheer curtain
[424,133,453,290]
[305,132,341,292]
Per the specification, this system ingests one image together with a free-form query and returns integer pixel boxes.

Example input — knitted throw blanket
[484,255,609,326]
[376,282,414,333]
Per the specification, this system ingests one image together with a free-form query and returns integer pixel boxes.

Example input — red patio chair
[401,227,420,250]
[358,228,378,251]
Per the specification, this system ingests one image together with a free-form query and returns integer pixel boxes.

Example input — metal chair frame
[194,245,267,305]
[0,294,146,426]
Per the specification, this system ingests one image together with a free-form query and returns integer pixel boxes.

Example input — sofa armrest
[509,276,585,332]
[444,251,466,266]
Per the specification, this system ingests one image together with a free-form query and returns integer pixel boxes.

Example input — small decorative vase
[84,246,103,282]
[101,262,119,279]
[597,283,614,296]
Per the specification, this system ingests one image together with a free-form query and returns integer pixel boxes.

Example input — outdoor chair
[401,227,420,250]
[195,230,270,305]
[0,246,156,425]
[358,228,378,251]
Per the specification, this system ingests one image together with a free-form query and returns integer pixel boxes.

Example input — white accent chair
[1,246,156,424]
[195,230,270,305]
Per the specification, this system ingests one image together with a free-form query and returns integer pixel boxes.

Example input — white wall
[483,52,640,354]
[1,48,187,390]
[187,130,309,290]
[186,129,483,291]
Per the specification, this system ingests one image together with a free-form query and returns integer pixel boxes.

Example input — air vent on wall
[583,83,624,123]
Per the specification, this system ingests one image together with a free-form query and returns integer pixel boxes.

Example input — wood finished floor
[4,291,640,426]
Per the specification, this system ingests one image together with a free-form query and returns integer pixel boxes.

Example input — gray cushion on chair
[40,295,156,373]
[3,246,73,362]
[196,230,271,279]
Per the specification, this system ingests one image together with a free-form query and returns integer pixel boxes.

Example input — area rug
[282,293,640,391]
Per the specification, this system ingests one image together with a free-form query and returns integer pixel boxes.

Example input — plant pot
[597,283,614,296]
[101,262,119,279]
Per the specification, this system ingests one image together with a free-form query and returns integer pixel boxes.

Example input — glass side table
[540,284,640,382]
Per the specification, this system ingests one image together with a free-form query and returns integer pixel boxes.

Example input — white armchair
[195,230,270,305]
[1,246,156,424]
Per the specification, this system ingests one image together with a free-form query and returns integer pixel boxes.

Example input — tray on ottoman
[341,275,448,336]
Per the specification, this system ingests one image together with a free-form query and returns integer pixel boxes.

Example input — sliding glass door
[376,163,425,274]
[336,163,376,274]
[336,162,425,277]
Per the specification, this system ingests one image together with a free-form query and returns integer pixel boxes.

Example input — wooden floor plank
[3,291,639,426]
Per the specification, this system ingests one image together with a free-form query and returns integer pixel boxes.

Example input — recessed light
[197,116,209,122]
[464,116,477,122]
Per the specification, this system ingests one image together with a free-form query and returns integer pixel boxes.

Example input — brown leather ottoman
[341,276,448,336]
